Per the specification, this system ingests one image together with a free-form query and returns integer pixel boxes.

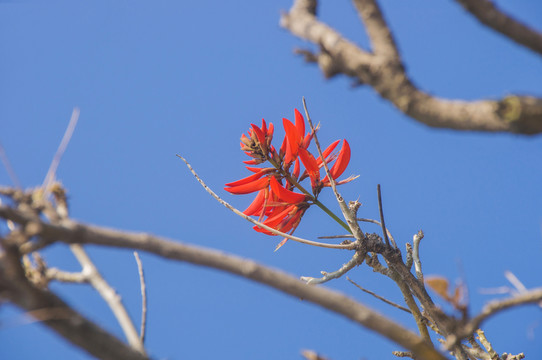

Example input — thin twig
[377,184,395,248]
[318,234,354,239]
[301,97,365,241]
[0,142,22,188]
[476,329,499,360]
[347,277,411,314]
[176,154,354,250]
[133,251,147,343]
[505,270,528,293]
[357,218,396,245]
[41,120,144,354]
[300,251,364,284]
[465,287,542,335]
[42,107,80,195]
[70,244,145,353]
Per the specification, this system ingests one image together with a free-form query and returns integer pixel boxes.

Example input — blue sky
[1,1,541,359]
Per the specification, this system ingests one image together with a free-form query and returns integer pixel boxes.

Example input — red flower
[225,107,356,246]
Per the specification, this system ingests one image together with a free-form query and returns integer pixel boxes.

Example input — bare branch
[42,107,80,195]
[300,251,364,284]
[464,287,542,336]
[177,154,354,250]
[48,184,144,353]
[133,251,147,343]
[281,0,542,134]
[0,142,22,188]
[0,205,447,360]
[376,184,396,248]
[46,268,87,283]
[70,244,145,352]
[476,329,499,360]
[413,230,424,282]
[352,0,400,60]
[347,276,411,314]
[357,217,396,245]
[455,0,542,56]
[0,238,148,360]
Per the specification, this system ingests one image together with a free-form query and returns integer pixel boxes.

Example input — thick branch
[455,0,542,56]
[0,205,446,360]
[281,0,542,134]
[0,239,148,360]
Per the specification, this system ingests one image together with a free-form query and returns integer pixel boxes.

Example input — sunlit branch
[413,231,424,282]
[0,204,447,360]
[347,277,412,314]
[177,155,355,250]
[133,251,147,343]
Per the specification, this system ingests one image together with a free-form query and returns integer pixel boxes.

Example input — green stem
[314,199,352,234]
[267,158,352,234]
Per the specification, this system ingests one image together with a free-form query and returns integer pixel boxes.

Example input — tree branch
[281,0,542,134]
[462,287,542,338]
[0,204,446,360]
[455,0,542,56]
[0,238,148,360]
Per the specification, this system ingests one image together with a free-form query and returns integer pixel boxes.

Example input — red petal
[243,189,266,215]
[245,166,262,173]
[225,176,269,194]
[225,170,266,187]
[267,122,274,138]
[298,148,319,174]
[316,140,340,167]
[261,204,295,228]
[294,108,305,139]
[302,132,313,149]
[282,118,300,156]
[277,207,304,233]
[269,176,306,204]
[324,140,351,182]
[254,206,292,235]
[292,157,300,179]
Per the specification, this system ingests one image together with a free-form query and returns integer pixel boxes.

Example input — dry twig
[176,154,355,250]
[133,251,147,343]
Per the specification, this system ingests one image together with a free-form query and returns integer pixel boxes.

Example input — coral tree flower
[225,108,356,247]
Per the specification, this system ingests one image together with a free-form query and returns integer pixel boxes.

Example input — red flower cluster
[225,109,354,241]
